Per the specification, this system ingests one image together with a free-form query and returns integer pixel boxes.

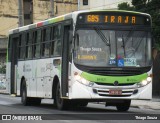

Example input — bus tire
[21,80,31,106]
[55,83,69,110]
[116,100,131,112]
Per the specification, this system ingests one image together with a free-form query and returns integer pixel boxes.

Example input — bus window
[41,27,51,57]
[33,30,41,58]
[19,34,26,59]
[51,25,62,56]
[26,32,33,59]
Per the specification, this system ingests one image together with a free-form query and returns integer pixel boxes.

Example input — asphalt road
[0,94,160,123]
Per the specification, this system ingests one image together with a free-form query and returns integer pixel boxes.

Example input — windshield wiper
[119,28,135,58]
[94,27,111,55]
[123,27,135,46]
[94,27,110,46]
[122,35,126,57]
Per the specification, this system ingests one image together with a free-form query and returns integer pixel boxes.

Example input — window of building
[83,0,88,5]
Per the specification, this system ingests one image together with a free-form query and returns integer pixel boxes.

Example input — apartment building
[79,0,131,10]
[0,0,78,36]
[0,0,78,72]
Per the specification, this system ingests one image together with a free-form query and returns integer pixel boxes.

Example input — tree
[118,2,134,11]
[132,0,147,11]
[145,0,160,48]
[0,65,6,74]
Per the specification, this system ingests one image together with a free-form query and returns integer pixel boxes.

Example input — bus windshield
[74,29,152,68]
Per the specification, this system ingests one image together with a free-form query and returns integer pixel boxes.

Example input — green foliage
[118,2,134,11]
[132,0,147,11]
[0,65,6,74]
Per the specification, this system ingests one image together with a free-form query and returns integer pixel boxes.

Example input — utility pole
[78,0,80,10]
[50,0,54,18]
[18,0,24,27]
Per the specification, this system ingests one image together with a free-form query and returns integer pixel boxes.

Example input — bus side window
[51,24,62,56]
[26,32,33,59]
[41,27,51,57]
[33,30,41,58]
[19,33,26,60]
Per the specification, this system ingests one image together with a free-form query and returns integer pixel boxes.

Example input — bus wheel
[116,100,131,112]
[55,83,68,110]
[21,80,30,106]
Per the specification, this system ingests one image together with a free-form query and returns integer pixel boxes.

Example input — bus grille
[95,82,135,86]
[94,88,134,97]
[89,69,143,76]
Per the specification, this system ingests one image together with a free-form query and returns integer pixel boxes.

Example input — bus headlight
[74,74,94,87]
[137,77,152,88]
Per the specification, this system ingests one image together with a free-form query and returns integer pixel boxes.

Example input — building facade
[0,0,78,73]
[0,0,78,36]
[79,0,131,10]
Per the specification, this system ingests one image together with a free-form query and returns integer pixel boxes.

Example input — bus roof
[9,10,150,35]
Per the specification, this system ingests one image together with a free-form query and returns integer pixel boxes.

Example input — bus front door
[61,22,72,97]
[10,36,18,94]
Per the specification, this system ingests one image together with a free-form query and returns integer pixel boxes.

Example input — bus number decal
[87,15,99,23]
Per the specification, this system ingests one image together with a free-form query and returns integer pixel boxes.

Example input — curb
[0,89,9,95]
[0,92,9,95]
[10,94,16,97]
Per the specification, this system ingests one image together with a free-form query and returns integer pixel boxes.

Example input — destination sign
[77,13,151,25]
[87,15,136,24]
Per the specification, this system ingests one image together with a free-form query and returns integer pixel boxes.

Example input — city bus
[6,10,152,111]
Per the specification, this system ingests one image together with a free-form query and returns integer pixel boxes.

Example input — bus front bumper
[69,81,152,100]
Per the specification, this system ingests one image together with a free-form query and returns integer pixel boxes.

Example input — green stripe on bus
[49,17,64,24]
[81,72,147,84]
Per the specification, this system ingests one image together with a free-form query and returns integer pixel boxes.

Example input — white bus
[6,10,152,111]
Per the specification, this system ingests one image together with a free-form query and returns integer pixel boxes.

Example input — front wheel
[116,100,131,112]
[55,83,69,110]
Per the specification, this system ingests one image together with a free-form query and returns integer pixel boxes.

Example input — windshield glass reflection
[74,29,151,67]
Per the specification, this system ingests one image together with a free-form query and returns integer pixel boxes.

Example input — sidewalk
[131,98,160,110]
[0,89,7,94]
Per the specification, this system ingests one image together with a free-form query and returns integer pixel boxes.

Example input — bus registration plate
[109,90,122,95]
